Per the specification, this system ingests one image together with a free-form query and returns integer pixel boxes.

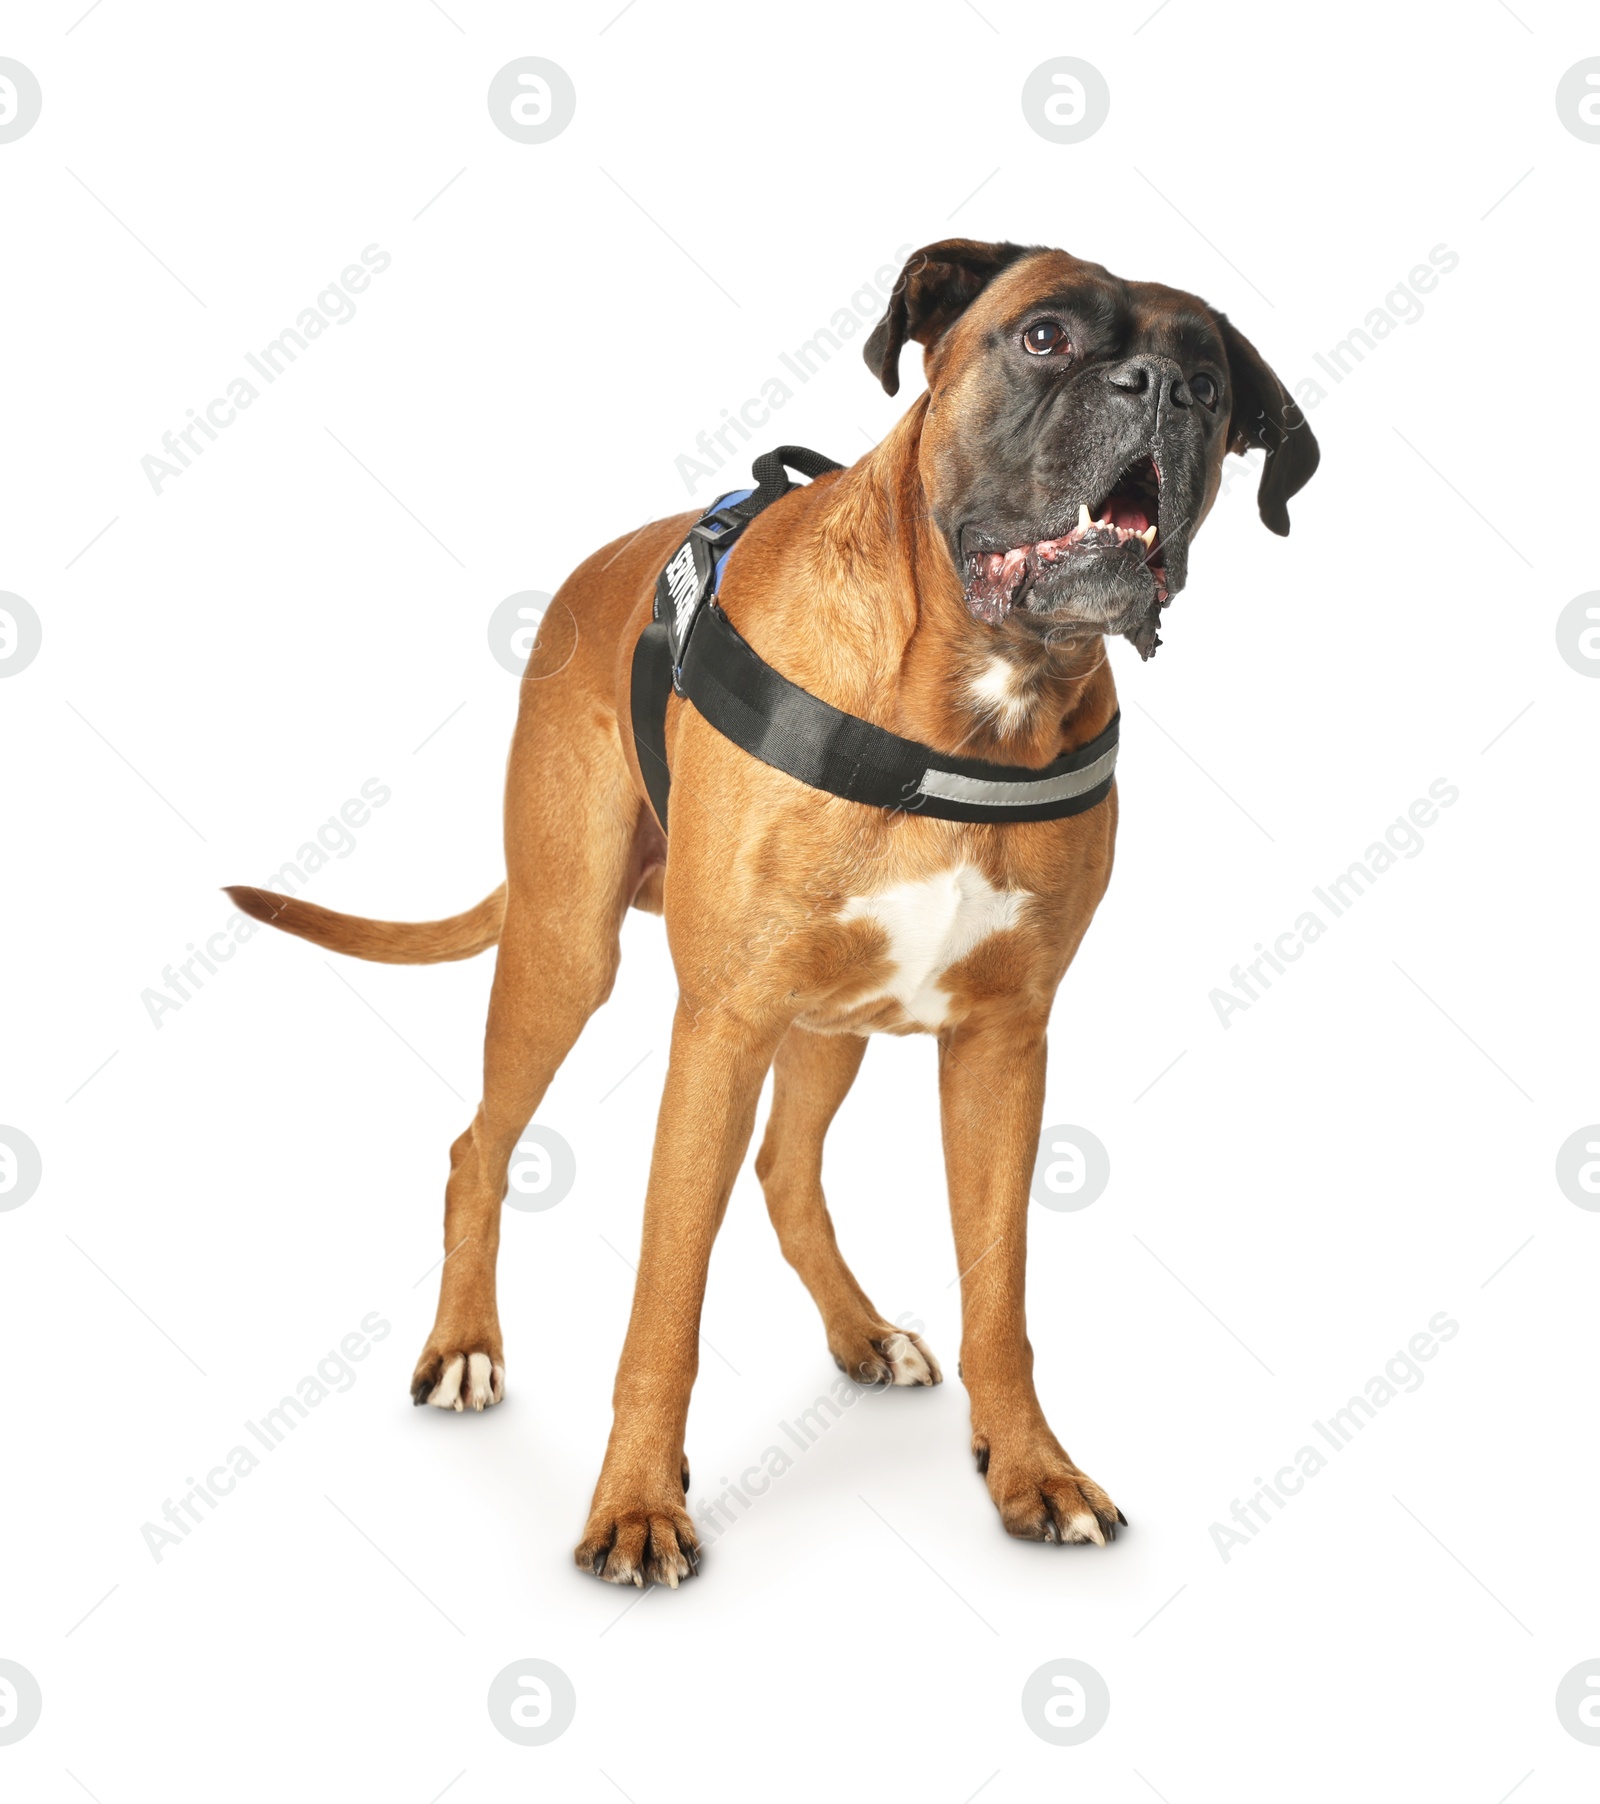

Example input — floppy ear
[1215,314,1319,536]
[864,239,1030,397]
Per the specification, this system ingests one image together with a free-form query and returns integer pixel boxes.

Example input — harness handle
[737,445,845,518]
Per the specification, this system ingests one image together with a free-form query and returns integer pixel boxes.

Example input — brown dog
[228,239,1317,1586]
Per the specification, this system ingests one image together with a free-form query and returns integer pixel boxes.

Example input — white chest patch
[839,864,1028,1028]
[967,655,1036,735]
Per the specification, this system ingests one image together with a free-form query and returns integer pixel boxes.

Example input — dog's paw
[575,1502,699,1588]
[831,1326,942,1387]
[975,1440,1125,1545]
[411,1348,504,1411]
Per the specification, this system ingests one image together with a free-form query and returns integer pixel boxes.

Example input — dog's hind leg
[411,697,650,1411]
[754,1026,941,1387]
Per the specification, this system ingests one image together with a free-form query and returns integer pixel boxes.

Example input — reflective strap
[916,742,1119,807]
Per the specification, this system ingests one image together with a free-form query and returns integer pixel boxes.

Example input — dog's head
[865,239,1319,657]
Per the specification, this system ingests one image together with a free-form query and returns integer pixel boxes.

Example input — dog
[228,238,1318,1586]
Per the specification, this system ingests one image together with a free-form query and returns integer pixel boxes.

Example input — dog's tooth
[1138,524,1158,547]
[1076,503,1092,533]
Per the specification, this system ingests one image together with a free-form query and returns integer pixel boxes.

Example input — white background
[2,2,1597,1799]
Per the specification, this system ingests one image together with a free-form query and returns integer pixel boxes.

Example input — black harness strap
[630,613,676,831]
[630,446,1120,832]
[631,447,841,831]
[683,605,1118,824]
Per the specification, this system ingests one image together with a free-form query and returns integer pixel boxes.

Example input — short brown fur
[227,242,1314,1583]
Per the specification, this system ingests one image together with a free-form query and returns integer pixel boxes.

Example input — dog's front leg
[576,1000,782,1586]
[939,1012,1124,1546]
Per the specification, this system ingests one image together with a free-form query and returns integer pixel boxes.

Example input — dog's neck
[811,403,1118,769]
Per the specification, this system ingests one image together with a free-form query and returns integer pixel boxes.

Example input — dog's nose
[1104,354,1192,406]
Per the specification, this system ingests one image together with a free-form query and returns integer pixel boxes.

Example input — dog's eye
[1022,320,1073,357]
[1189,372,1219,408]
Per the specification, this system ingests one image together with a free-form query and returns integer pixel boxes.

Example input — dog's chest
[835,864,1028,1030]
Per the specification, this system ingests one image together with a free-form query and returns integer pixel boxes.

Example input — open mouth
[963,455,1170,625]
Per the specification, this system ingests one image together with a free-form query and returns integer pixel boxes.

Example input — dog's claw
[873,1331,941,1386]
[411,1346,504,1412]
[830,1327,942,1388]
[986,1454,1122,1547]
[575,1505,700,1589]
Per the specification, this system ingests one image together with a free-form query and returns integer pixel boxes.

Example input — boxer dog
[228,240,1317,1586]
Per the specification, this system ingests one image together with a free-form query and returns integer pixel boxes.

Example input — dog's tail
[223,883,506,964]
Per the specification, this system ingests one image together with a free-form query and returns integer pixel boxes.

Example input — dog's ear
[1215,314,1320,536]
[864,239,1030,397]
